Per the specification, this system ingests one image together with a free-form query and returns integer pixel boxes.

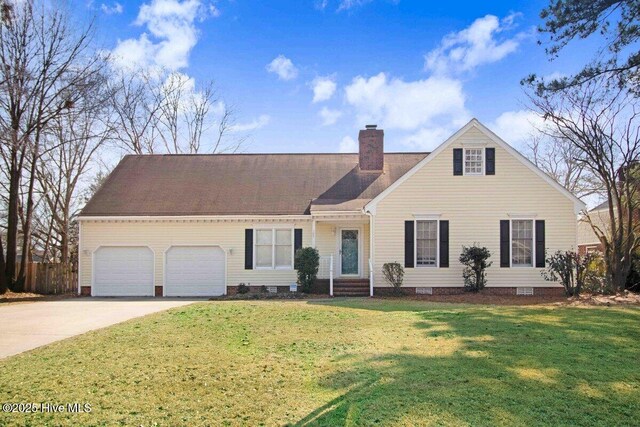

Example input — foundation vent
[416,287,433,295]
[517,287,534,296]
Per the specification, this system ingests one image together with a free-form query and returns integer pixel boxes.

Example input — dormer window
[464,148,484,175]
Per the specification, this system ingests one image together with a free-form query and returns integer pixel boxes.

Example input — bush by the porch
[459,245,492,292]
[294,247,320,293]
[382,262,404,295]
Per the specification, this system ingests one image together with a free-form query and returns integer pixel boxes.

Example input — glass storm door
[340,229,359,275]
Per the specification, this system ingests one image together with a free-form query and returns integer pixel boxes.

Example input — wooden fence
[16,263,77,295]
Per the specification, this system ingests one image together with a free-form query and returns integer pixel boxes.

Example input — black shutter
[453,148,463,176]
[439,220,449,268]
[404,221,414,268]
[244,229,253,270]
[535,220,545,268]
[294,229,303,252]
[500,220,510,268]
[486,147,495,175]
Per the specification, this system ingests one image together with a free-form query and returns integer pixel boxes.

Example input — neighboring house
[577,201,608,255]
[78,119,585,297]
[578,199,640,255]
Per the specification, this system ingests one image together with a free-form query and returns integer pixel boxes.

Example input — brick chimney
[358,124,384,171]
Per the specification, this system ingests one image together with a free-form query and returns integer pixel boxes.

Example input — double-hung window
[255,228,293,269]
[511,220,533,267]
[464,148,484,175]
[416,220,438,267]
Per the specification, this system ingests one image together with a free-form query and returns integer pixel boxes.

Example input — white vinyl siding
[373,125,576,289]
[464,148,483,175]
[79,220,314,290]
[416,220,438,267]
[511,220,533,267]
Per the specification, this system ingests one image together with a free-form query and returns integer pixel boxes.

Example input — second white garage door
[165,246,226,296]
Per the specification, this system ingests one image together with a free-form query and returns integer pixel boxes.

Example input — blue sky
[91,0,596,154]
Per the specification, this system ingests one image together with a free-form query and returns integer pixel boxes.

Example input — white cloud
[266,55,298,81]
[101,2,123,14]
[337,0,372,11]
[230,115,271,132]
[344,72,467,131]
[314,0,329,10]
[425,13,525,75]
[319,107,342,126]
[209,4,221,17]
[339,136,358,153]
[111,0,206,72]
[489,110,545,145]
[311,75,337,102]
[316,0,384,11]
[403,126,459,151]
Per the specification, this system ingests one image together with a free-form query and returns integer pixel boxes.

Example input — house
[577,201,608,255]
[78,119,585,297]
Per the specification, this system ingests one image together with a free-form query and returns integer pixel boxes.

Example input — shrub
[237,283,250,294]
[626,251,640,291]
[294,247,320,293]
[382,262,404,295]
[459,245,492,292]
[541,251,605,296]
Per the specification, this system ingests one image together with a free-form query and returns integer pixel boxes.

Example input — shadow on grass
[296,301,640,426]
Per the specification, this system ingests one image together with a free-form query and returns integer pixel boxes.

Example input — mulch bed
[561,291,640,306]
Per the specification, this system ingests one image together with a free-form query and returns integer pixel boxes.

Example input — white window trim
[509,219,535,268]
[463,147,485,176]
[253,227,294,270]
[415,219,440,268]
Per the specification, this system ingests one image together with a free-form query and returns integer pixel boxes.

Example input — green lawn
[1,300,639,426]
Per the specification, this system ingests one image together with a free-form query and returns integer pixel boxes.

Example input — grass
[0,299,639,426]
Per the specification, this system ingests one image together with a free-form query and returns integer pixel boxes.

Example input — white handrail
[369,258,373,297]
[329,254,334,297]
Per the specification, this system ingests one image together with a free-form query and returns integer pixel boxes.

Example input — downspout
[364,208,375,297]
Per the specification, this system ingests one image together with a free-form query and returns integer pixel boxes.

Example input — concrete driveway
[0,298,201,359]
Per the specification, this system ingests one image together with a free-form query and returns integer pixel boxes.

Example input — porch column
[312,219,317,248]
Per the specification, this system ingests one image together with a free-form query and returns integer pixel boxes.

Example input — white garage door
[165,246,226,296]
[93,247,154,296]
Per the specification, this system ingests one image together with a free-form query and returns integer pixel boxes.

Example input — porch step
[333,279,370,297]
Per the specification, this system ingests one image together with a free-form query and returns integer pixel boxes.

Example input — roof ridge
[122,152,430,157]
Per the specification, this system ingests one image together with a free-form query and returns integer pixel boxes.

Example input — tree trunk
[17,147,39,292]
[0,234,7,294]
[5,148,20,291]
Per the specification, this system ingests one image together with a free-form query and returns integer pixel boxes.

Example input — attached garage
[165,246,226,296]
[93,247,154,296]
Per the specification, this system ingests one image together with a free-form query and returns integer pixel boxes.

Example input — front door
[340,229,359,276]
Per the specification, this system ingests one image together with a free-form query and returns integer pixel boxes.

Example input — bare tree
[111,70,241,155]
[34,94,112,266]
[526,133,604,199]
[109,72,162,154]
[156,73,236,154]
[0,0,105,292]
[529,76,640,291]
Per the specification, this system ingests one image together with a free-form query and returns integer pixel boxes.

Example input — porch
[311,212,373,296]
